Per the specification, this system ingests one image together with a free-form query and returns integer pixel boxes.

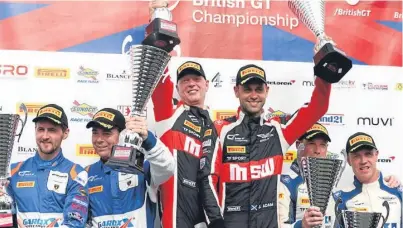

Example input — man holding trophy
[199,59,333,228]
[85,108,175,227]
[104,0,209,227]
[278,123,338,228]
[333,132,402,228]
[278,125,400,228]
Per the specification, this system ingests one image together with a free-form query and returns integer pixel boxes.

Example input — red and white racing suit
[151,72,210,228]
[199,77,331,228]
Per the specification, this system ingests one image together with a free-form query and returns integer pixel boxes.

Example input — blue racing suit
[7,150,89,227]
[333,172,402,228]
[86,131,175,228]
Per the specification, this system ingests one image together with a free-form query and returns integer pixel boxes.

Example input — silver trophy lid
[288,0,325,37]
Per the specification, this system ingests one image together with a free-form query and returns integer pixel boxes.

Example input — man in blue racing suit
[85,108,175,227]
[7,104,89,228]
[333,132,402,228]
[278,123,338,228]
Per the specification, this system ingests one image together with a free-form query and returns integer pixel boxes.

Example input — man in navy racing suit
[332,132,402,228]
[7,104,89,228]
[85,108,175,227]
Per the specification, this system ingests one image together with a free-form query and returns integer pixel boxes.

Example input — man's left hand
[384,175,401,188]
[125,116,148,141]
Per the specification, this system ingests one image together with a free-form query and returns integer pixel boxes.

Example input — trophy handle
[334,197,344,228]
[380,201,390,228]
[16,103,28,142]
[334,149,347,187]
[296,143,305,179]
[299,157,307,182]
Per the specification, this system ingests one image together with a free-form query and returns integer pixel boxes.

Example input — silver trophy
[0,104,27,227]
[288,0,352,83]
[106,0,180,174]
[335,200,390,228]
[297,145,346,228]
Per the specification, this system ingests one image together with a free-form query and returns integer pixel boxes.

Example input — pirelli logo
[89,185,103,194]
[34,68,70,79]
[227,146,246,153]
[283,151,297,163]
[178,62,200,74]
[240,67,264,78]
[17,181,35,188]
[38,107,62,118]
[300,198,310,205]
[16,103,46,116]
[204,129,212,137]
[93,111,115,121]
[355,208,368,212]
[213,110,236,121]
[308,124,328,134]
[76,144,98,157]
[184,120,201,133]
[349,135,373,146]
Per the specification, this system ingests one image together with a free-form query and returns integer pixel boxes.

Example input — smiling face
[91,127,120,161]
[35,120,68,157]
[176,74,209,108]
[347,147,379,184]
[234,80,269,117]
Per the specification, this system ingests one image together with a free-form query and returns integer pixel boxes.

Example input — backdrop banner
[0,0,401,188]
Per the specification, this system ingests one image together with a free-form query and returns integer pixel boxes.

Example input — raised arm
[151,67,175,122]
[281,77,331,147]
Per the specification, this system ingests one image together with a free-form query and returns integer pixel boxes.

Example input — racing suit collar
[353,171,383,189]
[100,160,113,173]
[178,100,209,111]
[290,160,300,175]
[34,149,65,170]
[237,107,266,126]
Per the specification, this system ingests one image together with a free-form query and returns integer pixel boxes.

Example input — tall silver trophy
[297,145,346,228]
[0,104,27,227]
[288,0,352,83]
[334,199,390,228]
[106,0,180,174]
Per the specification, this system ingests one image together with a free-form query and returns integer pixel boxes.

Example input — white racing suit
[332,172,402,228]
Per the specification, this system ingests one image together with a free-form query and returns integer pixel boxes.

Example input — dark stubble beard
[240,102,264,118]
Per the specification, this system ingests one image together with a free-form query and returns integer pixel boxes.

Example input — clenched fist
[125,116,148,141]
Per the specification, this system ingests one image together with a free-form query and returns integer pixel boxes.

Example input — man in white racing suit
[332,132,402,228]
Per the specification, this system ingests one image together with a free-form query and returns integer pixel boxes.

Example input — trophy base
[313,43,353,83]
[105,145,145,174]
[0,210,13,227]
[143,18,181,53]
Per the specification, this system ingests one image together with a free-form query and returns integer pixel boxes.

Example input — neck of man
[186,100,206,109]
[243,108,263,118]
[38,147,61,161]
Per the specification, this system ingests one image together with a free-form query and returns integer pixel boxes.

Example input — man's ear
[234,86,239,98]
[63,128,70,140]
[347,155,352,166]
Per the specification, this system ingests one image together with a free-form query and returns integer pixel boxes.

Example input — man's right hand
[302,206,324,228]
